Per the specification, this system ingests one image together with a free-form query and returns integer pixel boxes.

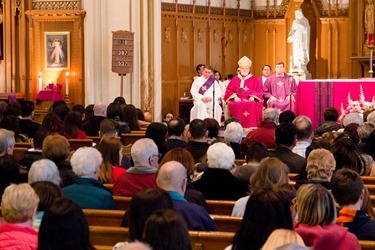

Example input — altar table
[296,79,375,129]
[36,90,64,102]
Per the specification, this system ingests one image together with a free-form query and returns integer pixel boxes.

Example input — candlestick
[368,33,374,47]
[38,72,42,91]
[65,72,70,95]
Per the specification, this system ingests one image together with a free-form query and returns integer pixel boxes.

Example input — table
[296,79,375,129]
[36,90,64,102]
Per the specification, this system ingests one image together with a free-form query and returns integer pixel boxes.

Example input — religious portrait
[45,32,70,70]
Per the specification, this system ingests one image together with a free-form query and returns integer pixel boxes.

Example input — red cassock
[224,74,263,128]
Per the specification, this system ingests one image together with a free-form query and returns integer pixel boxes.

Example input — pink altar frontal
[296,79,375,129]
[36,84,64,102]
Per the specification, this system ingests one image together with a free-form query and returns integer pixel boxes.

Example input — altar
[296,79,375,129]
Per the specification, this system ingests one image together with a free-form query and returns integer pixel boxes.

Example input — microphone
[213,56,221,71]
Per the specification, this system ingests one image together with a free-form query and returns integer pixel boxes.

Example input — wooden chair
[67,139,94,150]
[211,215,241,232]
[12,147,29,161]
[120,133,145,145]
[14,142,32,148]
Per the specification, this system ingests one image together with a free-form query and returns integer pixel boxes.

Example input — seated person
[294,184,360,249]
[113,138,158,196]
[63,147,116,209]
[157,161,217,231]
[0,183,39,249]
[314,107,342,136]
[245,108,279,149]
[263,61,297,112]
[18,100,42,138]
[224,56,263,129]
[194,143,248,200]
[28,159,61,186]
[19,129,46,171]
[332,168,375,240]
[190,65,222,124]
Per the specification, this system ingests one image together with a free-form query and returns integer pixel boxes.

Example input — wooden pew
[89,225,375,250]
[206,200,235,216]
[13,147,28,161]
[14,142,32,148]
[83,209,241,232]
[89,226,234,249]
[103,184,113,193]
[68,139,93,150]
[113,196,132,210]
[362,176,375,185]
[113,196,236,216]
[120,133,145,145]
[87,136,101,144]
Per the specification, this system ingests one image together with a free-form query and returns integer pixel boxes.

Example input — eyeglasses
[152,154,162,159]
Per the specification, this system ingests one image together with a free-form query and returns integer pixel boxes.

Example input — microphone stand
[212,76,215,120]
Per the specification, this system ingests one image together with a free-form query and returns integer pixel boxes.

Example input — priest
[224,56,263,129]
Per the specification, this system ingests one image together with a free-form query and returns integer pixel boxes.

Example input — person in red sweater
[0,183,39,250]
[294,184,360,250]
[113,138,159,196]
[245,108,279,149]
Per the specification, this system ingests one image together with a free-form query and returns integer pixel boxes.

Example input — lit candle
[289,56,293,73]
[368,33,374,47]
[38,72,42,91]
[65,72,70,95]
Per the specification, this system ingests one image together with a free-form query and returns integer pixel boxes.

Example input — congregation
[1,65,375,249]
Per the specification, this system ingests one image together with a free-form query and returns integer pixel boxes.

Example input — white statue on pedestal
[287,8,311,79]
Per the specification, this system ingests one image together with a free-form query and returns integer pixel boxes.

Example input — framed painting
[44,32,70,70]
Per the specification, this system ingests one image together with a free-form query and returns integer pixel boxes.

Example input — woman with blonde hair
[97,137,126,183]
[261,229,305,250]
[0,183,40,249]
[232,157,289,216]
[296,148,335,189]
[294,184,360,249]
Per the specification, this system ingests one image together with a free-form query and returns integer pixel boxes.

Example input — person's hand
[249,97,254,101]
[234,96,241,102]
[268,96,277,102]
[202,97,212,103]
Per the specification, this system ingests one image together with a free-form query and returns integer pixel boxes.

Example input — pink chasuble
[224,75,263,128]
[263,74,297,112]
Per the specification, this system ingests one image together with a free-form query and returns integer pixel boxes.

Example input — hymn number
[118,61,128,66]
[118,39,128,45]
[118,50,128,55]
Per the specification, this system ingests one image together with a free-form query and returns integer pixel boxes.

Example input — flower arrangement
[339,84,375,122]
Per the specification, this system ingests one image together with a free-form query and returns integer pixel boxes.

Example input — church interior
[0,0,372,122]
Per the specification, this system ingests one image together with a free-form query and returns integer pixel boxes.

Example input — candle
[38,72,42,91]
[289,56,293,73]
[65,72,70,95]
[298,60,302,74]
[368,33,374,47]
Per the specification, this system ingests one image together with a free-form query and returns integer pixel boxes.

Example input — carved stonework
[314,0,349,17]
[198,29,203,43]
[164,27,170,42]
[182,28,187,43]
[213,29,218,43]
[32,0,81,10]
[242,30,247,44]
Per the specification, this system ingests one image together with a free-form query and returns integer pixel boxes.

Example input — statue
[287,9,310,74]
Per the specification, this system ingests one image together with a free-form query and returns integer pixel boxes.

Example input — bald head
[157,161,187,195]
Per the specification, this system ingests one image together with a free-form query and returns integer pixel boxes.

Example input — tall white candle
[65,72,70,95]
[38,72,42,91]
